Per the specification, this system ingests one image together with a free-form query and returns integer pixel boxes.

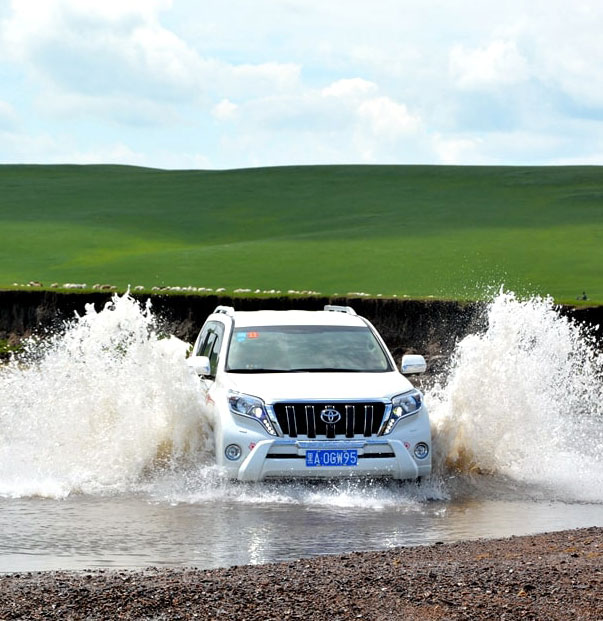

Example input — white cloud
[221,62,301,98]
[432,135,484,165]
[208,78,426,166]
[1,0,202,100]
[433,129,567,166]
[0,0,301,122]
[1,0,603,167]
[240,79,421,143]
[62,142,212,170]
[321,78,377,99]
[531,11,603,108]
[0,127,138,165]
[38,90,189,127]
[357,97,421,139]
[0,129,58,162]
[212,99,238,121]
[450,40,530,90]
[552,152,603,165]
[0,124,212,169]
[0,100,18,129]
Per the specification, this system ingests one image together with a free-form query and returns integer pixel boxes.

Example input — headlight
[381,389,423,435]
[227,391,277,436]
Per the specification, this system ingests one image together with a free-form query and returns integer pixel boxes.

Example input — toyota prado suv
[187,305,431,481]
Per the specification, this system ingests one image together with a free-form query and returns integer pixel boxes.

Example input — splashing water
[1,289,602,506]
[428,290,603,502]
[0,293,213,498]
[141,464,448,508]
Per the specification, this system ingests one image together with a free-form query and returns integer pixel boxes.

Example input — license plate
[305,449,358,467]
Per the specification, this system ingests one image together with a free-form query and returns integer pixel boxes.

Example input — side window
[194,324,208,356]
[197,322,224,377]
[199,331,217,357]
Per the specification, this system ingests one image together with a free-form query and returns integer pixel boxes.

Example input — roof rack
[324,305,357,315]
[213,305,235,316]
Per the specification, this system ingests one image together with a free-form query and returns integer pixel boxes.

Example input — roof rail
[213,305,235,316]
[324,304,357,315]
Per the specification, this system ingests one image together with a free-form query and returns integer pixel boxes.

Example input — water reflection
[1,478,602,573]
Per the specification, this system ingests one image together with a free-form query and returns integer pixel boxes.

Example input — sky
[1,0,603,170]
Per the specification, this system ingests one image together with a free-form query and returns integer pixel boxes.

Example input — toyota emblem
[320,407,341,424]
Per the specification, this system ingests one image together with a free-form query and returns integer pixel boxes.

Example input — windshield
[226,325,392,373]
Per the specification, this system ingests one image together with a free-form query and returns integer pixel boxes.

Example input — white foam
[142,466,447,509]
[428,290,603,503]
[0,293,213,498]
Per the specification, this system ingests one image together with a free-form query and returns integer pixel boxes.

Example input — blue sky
[1,0,603,169]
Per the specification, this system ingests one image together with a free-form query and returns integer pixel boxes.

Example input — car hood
[221,371,415,403]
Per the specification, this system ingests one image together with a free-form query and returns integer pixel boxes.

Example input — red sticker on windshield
[247,331,259,339]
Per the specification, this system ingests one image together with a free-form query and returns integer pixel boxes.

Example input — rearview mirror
[187,355,211,376]
[401,354,426,375]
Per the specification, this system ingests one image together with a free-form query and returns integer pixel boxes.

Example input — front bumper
[234,438,431,482]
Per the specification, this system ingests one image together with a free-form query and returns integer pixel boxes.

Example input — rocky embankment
[0,527,601,620]
[1,290,602,368]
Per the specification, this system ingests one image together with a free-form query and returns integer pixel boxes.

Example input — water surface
[1,291,601,572]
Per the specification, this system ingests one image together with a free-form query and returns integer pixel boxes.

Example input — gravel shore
[1,527,601,620]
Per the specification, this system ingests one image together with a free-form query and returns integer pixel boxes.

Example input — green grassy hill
[1,164,601,303]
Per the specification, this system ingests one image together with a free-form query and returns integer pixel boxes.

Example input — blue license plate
[305,449,358,467]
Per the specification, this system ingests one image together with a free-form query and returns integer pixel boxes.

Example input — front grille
[273,402,386,438]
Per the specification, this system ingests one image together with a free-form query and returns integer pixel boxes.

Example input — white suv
[188,305,431,482]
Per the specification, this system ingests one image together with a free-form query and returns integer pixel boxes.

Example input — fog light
[414,442,429,460]
[225,444,242,461]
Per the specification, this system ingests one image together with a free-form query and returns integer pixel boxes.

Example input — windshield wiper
[287,367,365,373]
[227,368,290,373]
[227,367,369,373]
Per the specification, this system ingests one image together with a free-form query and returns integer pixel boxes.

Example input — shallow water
[1,291,601,572]
[1,475,602,572]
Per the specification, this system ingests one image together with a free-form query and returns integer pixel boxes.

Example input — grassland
[0,164,601,303]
